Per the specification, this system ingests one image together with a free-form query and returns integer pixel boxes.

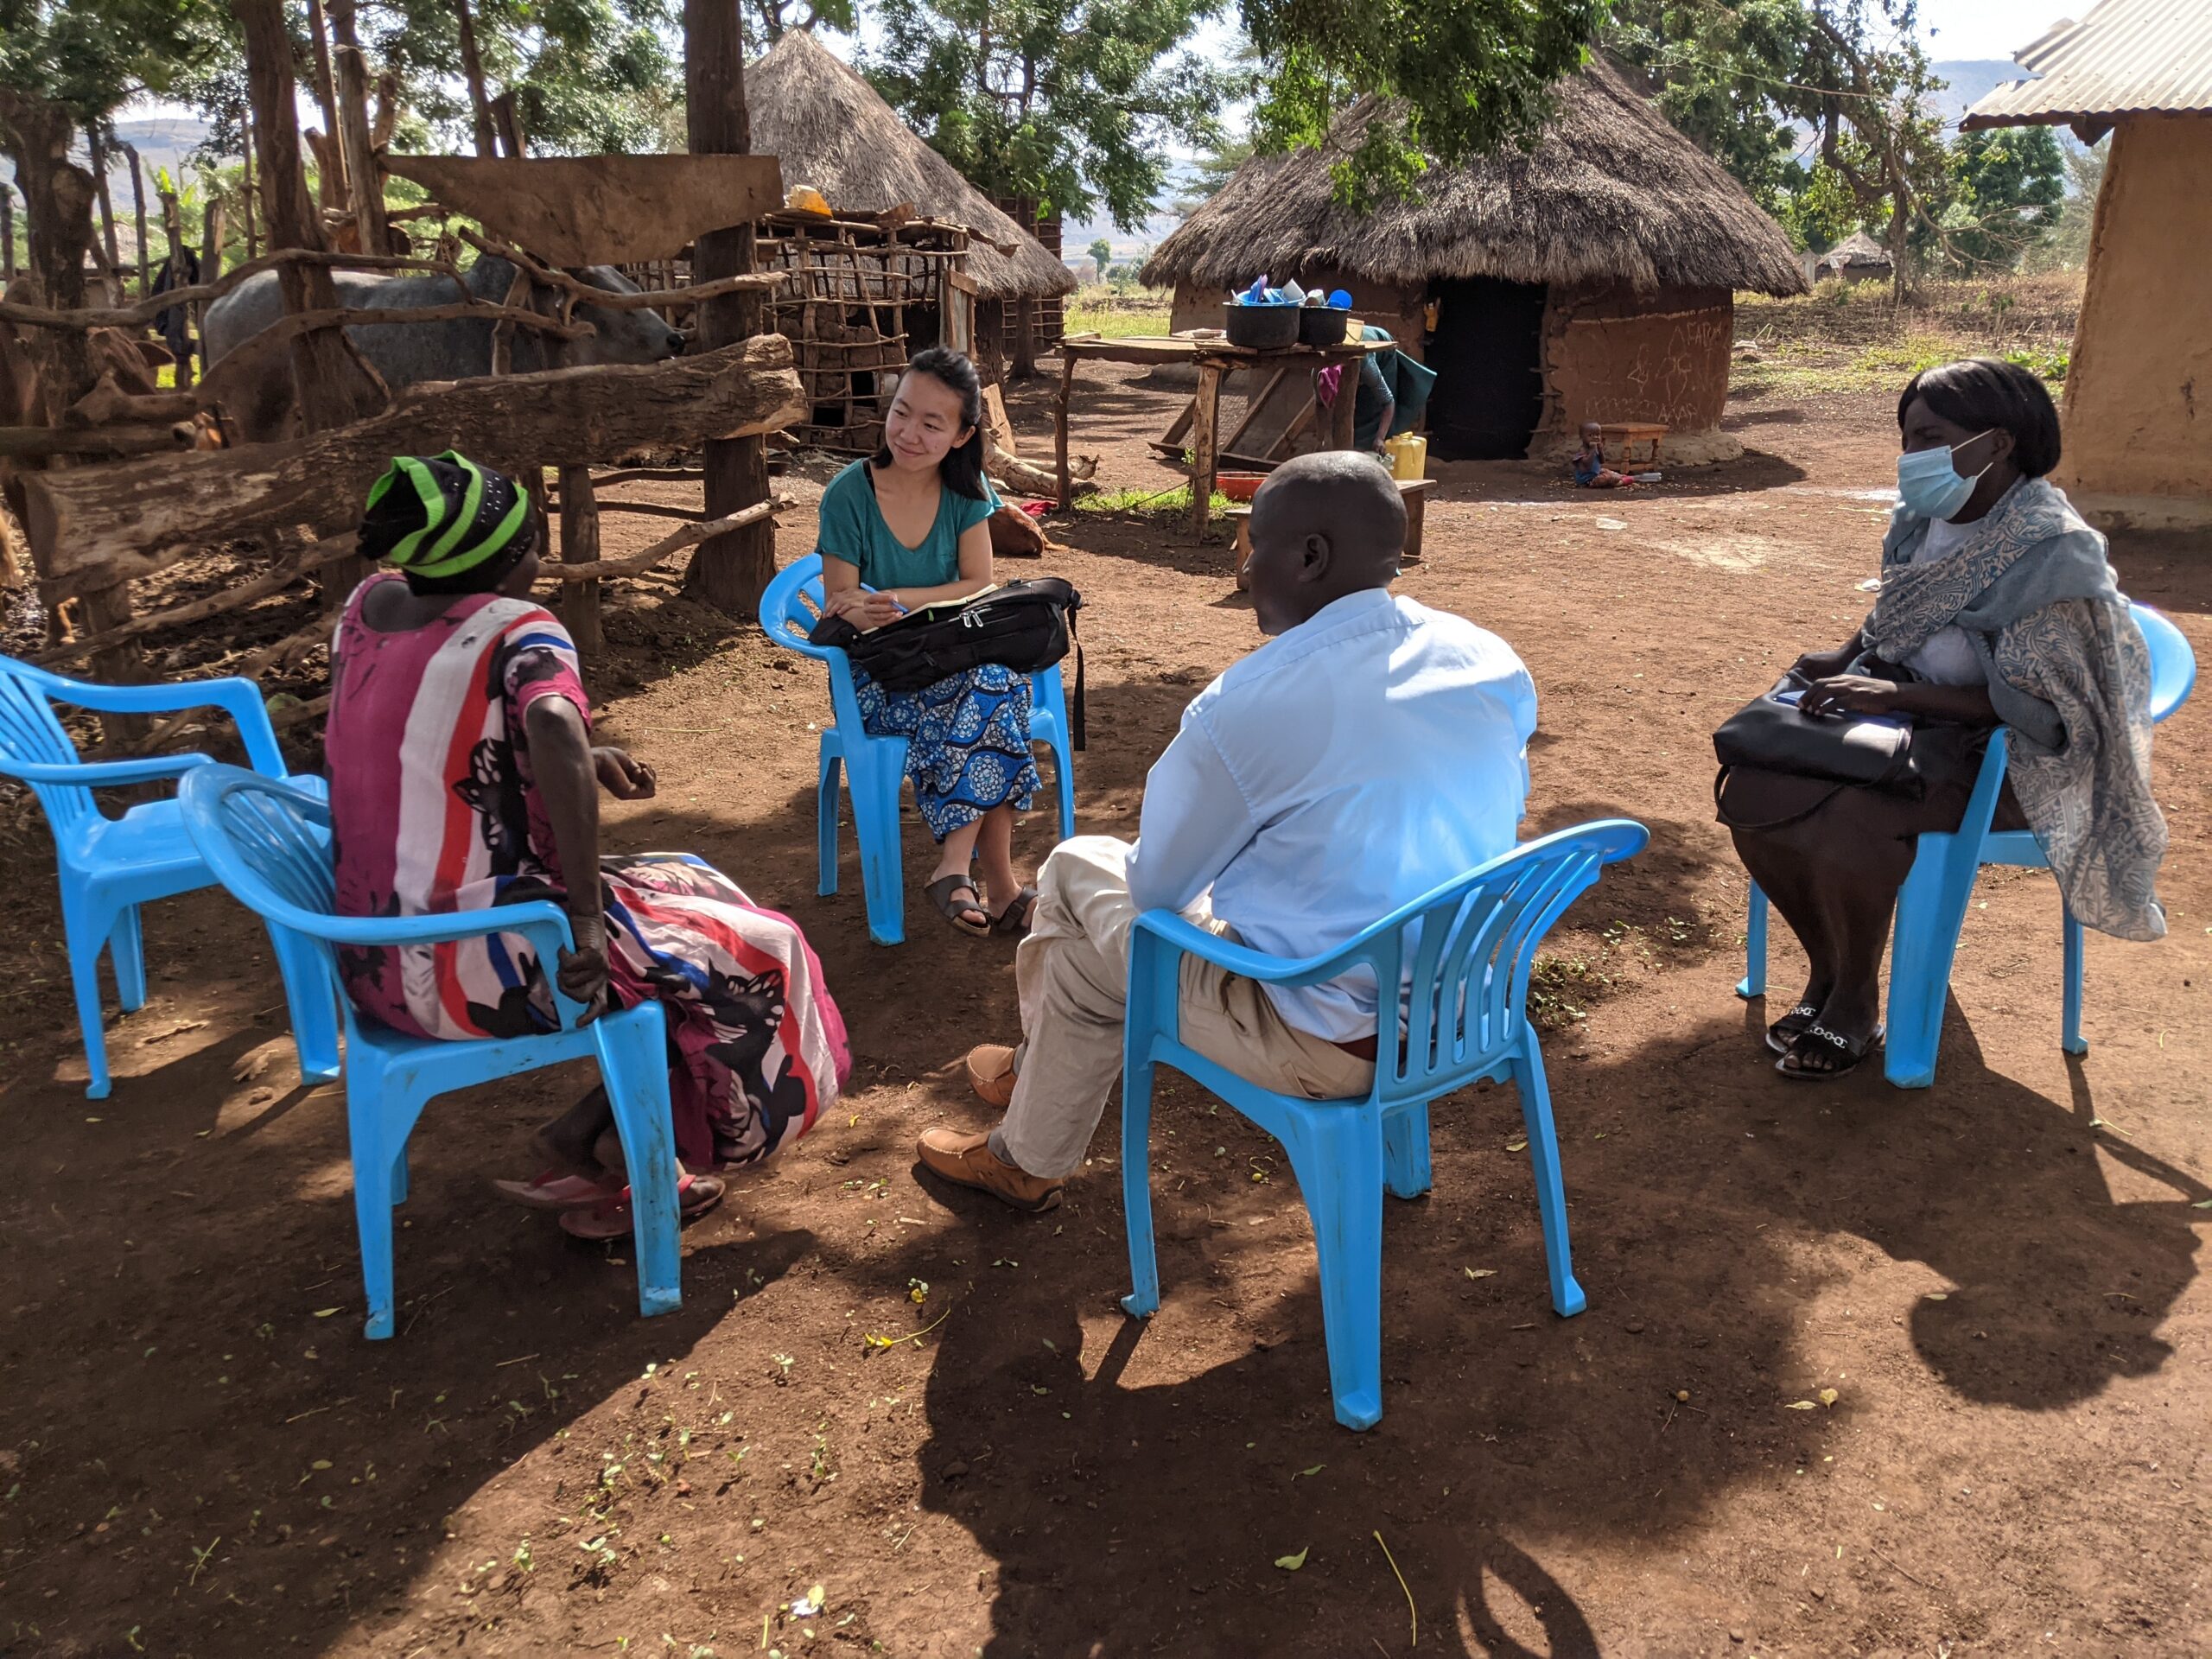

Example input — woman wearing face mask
[1717,358,2166,1079]
[816,346,1043,937]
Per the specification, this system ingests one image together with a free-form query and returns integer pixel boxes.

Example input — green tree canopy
[865,0,1236,228]
[1937,124,2064,270]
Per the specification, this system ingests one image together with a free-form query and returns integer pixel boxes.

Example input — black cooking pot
[1222,302,1300,350]
[1298,304,1351,346]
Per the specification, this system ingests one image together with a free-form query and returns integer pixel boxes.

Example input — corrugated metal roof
[1961,0,2212,129]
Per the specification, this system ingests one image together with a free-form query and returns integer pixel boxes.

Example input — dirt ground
[1,359,2207,1659]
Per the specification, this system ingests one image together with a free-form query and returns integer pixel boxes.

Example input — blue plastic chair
[0,654,339,1099]
[1738,602,2196,1087]
[1119,819,1649,1430]
[760,553,1078,944]
[177,765,683,1339]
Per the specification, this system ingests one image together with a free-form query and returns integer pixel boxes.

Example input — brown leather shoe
[964,1044,1018,1109]
[916,1128,1064,1213]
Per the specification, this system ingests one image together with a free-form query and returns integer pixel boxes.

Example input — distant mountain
[1929,59,2033,127]
[3,114,220,205]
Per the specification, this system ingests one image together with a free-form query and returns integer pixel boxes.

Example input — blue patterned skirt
[855,663,1041,841]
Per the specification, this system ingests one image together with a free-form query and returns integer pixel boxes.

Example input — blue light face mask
[1896,429,1997,521]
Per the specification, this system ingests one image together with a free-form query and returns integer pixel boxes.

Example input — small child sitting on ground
[1573,422,1661,488]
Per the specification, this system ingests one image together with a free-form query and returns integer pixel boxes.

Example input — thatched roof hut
[1815,230,1894,281]
[748,29,1075,304]
[1144,59,1807,461]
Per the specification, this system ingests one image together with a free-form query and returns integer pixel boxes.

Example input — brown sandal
[925,874,991,937]
[990,886,1037,937]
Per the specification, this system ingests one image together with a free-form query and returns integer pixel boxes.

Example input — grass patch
[1065,288,1173,340]
[1731,327,2068,401]
[1075,484,1233,517]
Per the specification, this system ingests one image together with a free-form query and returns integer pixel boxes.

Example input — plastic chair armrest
[286,900,593,1031]
[49,674,291,777]
[1130,909,1382,989]
[3,753,212,786]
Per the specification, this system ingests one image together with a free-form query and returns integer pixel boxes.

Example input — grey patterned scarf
[1860,476,2165,941]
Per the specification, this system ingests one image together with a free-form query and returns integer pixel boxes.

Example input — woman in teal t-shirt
[817,347,1042,937]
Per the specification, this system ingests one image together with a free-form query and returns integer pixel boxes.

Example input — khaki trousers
[995,836,1376,1180]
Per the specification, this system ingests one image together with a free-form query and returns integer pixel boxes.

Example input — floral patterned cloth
[854,660,1041,841]
[1863,479,2167,941]
[326,574,850,1168]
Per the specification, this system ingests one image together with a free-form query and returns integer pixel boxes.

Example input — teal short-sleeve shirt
[816,459,1001,592]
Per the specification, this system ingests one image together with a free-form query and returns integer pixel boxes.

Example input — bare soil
[0,360,2207,1659]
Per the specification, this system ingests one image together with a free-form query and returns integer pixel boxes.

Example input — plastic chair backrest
[181,766,592,1029]
[1257,821,1648,1107]
[0,656,100,837]
[759,552,872,736]
[2133,604,2196,725]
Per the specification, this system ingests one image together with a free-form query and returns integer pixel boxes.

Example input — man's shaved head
[1243,450,1406,635]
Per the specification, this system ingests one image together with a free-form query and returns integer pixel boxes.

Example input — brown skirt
[1715,722,2027,843]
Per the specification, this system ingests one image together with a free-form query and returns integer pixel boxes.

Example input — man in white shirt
[917,451,1539,1212]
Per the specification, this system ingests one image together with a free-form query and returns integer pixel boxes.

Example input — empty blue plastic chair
[760,553,1077,944]
[1738,602,2196,1087]
[178,765,683,1339]
[0,654,339,1099]
[1119,819,1649,1430]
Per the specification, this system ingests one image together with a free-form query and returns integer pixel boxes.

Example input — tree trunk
[121,143,150,297]
[305,0,345,165]
[0,95,97,424]
[490,93,526,160]
[86,127,124,306]
[683,0,775,618]
[238,0,379,437]
[328,0,390,255]
[2,182,15,280]
[201,195,225,286]
[454,0,502,159]
[241,124,259,261]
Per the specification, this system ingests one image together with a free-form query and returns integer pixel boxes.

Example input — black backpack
[809,577,1085,748]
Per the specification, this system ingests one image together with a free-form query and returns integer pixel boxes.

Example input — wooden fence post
[86,127,124,307]
[328,0,389,255]
[559,465,606,656]
[683,0,775,618]
[121,143,150,298]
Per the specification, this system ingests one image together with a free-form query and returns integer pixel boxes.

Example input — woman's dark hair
[877,345,990,500]
[1897,357,2062,478]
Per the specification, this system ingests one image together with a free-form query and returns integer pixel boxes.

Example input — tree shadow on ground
[911,989,2201,1655]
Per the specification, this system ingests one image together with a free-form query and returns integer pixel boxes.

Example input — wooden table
[1229,478,1437,589]
[1054,332,1393,534]
[1599,422,1668,466]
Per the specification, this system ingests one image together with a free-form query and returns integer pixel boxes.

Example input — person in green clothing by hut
[815,346,1044,938]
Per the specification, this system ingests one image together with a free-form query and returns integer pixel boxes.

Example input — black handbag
[1712,668,1921,792]
[809,578,1085,748]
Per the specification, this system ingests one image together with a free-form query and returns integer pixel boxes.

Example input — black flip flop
[925,874,992,938]
[1766,1002,1822,1054]
[1776,1022,1885,1081]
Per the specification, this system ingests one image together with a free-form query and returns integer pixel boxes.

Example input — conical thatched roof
[748,30,1077,302]
[1143,58,1806,298]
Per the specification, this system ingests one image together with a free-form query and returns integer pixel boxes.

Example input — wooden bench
[1598,422,1668,466]
[1230,477,1437,591]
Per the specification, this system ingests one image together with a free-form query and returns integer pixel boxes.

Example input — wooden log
[455,231,782,311]
[543,499,785,582]
[386,156,784,268]
[0,423,194,460]
[1191,360,1220,537]
[558,463,604,655]
[24,336,805,593]
[579,499,709,522]
[65,374,200,427]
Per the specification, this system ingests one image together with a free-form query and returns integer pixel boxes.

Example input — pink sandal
[491,1169,624,1212]
[558,1172,726,1240]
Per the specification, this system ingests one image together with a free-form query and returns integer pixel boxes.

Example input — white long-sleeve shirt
[1126,587,1538,1041]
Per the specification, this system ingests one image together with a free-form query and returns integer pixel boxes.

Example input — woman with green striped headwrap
[325,454,850,1239]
